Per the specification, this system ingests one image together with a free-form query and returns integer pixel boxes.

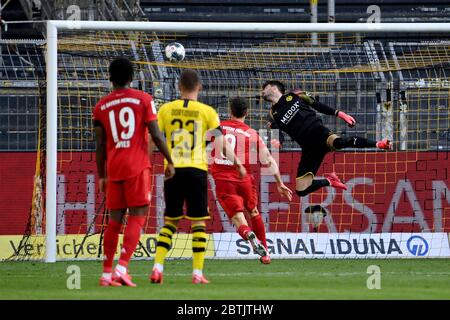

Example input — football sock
[118,215,145,268]
[102,272,112,280]
[153,263,164,273]
[154,222,177,266]
[191,224,207,272]
[237,224,251,240]
[251,215,268,249]
[296,179,330,197]
[193,269,203,277]
[333,136,377,149]
[115,264,127,275]
[102,219,122,273]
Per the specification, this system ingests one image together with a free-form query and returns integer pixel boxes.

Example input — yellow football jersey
[158,99,220,171]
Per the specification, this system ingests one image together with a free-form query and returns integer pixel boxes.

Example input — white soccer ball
[165,42,185,62]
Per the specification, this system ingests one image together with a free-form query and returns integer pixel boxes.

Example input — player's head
[304,205,327,232]
[179,69,202,94]
[109,57,134,88]
[261,80,285,103]
[229,96,248,119]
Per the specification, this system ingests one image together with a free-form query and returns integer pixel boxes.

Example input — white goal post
[45,20,450,262]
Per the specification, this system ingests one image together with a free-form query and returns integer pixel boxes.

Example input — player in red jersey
[93,58,175,287]
[211,97,292,264]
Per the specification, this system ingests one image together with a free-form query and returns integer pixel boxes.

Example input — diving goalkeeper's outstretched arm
[294,90,356,127]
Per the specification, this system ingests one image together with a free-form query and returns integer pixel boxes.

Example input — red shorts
[106,168,152,210]
[215,176,258,219]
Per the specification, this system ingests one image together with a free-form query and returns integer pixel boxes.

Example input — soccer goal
[4,21,450,263]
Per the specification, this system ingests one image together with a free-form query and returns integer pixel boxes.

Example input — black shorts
[297,125,333,178]
[164,167,209,221]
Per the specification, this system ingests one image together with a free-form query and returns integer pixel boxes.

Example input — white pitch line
[3,271,450,278]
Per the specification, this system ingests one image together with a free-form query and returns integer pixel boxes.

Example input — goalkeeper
[262,80,391,197]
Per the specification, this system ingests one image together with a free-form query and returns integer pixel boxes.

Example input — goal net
[2,22,450,261]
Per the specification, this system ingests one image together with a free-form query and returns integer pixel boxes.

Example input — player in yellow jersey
[150,69,246,284]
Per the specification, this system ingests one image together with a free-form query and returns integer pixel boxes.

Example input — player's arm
[294,90,356,127]
[258,140,292,201]
[147,120,175,179]
[148,133,155,153]
[94,121,107,192]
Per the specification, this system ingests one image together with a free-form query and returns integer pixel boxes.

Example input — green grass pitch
[1,259,449,300]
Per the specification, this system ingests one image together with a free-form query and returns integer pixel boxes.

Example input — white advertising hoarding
[213,233,450,259]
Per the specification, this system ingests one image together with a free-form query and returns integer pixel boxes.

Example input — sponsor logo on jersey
[280,101,300,124]
[100,97,140,111]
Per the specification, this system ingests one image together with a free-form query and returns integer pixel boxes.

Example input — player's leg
[248,208,270,264]
[240,176,269,260]
[119,208,148,270]
[100,210,125,287]
[100,179,126,287]
[190,220,209,284]
[248,208,270,260]
[186,168,210,284]
[112,206,147,287]
[216,178,266,257]
[150,219,179,284]
[151,169,184,284]
[229,211,266,258]
[230,212,250,238]
[295,146,346,197]
[327,134,392,150]
[113,168,152,287]
[215,179,253,241]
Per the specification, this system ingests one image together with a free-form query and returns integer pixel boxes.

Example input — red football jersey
[211,119,266,182]
[93,88,157,181]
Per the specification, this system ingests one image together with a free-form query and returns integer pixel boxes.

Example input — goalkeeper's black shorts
[296,125,333,179]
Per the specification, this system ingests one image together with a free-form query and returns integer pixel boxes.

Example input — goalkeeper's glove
[336,111,356,127]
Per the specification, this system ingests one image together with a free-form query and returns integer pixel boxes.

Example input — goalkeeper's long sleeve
[298,92,337,116]
[311,101,338,116]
